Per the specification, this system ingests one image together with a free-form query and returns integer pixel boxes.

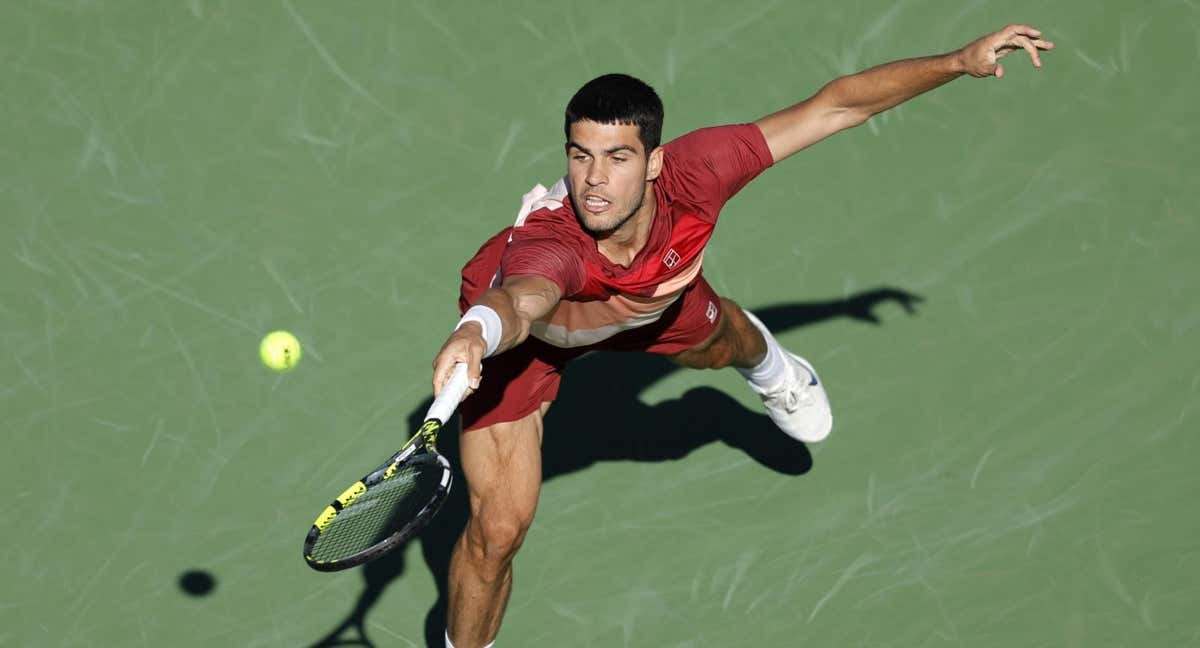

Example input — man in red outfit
[433,24,1053,648]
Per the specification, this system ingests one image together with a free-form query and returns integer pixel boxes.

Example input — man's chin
[576,211,623,235]
[580,217,619,235]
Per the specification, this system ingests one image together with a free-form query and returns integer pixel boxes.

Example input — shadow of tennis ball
[178,569,216,596]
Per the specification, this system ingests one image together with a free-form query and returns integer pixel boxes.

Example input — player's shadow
[307,287,922,648]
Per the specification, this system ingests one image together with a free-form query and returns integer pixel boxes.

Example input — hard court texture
[1,1,1197,646]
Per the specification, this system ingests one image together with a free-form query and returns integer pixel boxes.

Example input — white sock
[736,309,791,391]
[445,630,493,648]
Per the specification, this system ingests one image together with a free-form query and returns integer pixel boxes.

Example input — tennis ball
[260,330,302,371]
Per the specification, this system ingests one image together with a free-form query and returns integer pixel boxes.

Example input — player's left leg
[665,292,833,443]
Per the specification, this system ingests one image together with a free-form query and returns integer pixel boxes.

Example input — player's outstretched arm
[755,23,1054,163]
[432,275,561,396]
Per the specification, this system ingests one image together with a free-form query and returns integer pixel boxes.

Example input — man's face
[565,120,662,235]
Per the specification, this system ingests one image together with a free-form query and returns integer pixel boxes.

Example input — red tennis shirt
[465,123,774,348]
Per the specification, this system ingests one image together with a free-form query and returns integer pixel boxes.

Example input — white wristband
[456,305,502,357]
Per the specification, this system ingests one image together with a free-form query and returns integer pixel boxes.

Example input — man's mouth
[583,195,612,213]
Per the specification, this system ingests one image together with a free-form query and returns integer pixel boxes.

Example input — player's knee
[674,337,736,370]
[467,509,533,566]
[700,340,737,369]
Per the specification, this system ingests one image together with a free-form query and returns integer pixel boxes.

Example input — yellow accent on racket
[314,506,338,532]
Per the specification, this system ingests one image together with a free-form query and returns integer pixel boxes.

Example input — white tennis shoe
[738,309,833,443]
[749,351,833,443]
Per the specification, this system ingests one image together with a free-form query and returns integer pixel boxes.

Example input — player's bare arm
[755,23,1055,163]
[432,275,562,395]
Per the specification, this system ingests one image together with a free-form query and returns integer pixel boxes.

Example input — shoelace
[763,367,815,413]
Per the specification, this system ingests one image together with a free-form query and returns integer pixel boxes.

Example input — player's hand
[957,24,1055,78]
[432,323,485,397]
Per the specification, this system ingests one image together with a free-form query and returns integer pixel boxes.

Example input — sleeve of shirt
[660,123,775,222]
[499,232,586,298]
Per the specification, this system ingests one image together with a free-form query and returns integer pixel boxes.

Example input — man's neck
[595,184,657,268]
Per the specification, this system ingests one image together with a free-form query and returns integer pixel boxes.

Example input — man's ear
[645,146,664,181]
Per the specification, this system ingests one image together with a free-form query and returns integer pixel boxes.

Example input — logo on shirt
[706,301,718,323]
[663,248,681,269]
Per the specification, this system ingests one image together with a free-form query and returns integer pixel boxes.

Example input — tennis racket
[303,363,470,571]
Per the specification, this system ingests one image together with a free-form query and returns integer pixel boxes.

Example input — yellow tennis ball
[260,330,302,371]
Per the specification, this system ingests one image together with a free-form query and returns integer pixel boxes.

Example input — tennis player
[433,24,1052,648]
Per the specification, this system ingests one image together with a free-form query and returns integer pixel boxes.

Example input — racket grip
[427,362,469,424]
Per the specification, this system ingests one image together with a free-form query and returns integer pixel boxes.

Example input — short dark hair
[564,73,664,153]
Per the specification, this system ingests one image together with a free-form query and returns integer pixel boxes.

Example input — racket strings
[309,461,444,562]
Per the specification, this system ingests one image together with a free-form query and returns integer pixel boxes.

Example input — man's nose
[586,161,607,186]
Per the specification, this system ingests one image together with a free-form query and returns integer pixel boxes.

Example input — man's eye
[612,157,627,163]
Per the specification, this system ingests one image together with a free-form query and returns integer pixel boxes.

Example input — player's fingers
[1032,39,1055,51]
[432,369,444,397]
[432,357,453,396]
[1003,23,1042,39]
[995,63,1005,78]
[1010,35,1041,67]
[432,348,465,396]
[466,348,483,392]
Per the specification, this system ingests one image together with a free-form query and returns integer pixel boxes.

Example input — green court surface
[3,1,1198,646]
